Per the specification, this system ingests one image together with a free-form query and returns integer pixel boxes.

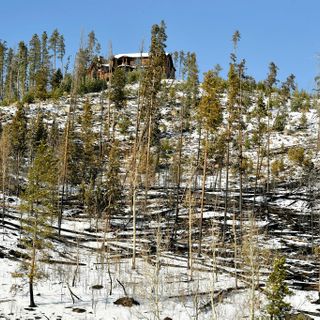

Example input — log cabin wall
[87,53,176,80]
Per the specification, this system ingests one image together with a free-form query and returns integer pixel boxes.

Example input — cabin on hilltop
[87,52,176,80]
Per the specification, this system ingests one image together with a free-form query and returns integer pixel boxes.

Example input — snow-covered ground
[1,84,320,319]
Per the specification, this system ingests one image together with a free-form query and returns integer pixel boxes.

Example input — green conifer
[265,256,292,319]
[20,142,58,307]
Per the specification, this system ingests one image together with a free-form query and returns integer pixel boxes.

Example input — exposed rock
[72,308,86,313]
[91,284,103,290]
[114,297,140,307]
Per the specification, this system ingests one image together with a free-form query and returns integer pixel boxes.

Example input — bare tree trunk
[198,131,208,256]
[131,63,143,269]
[188,187,193,273]
[223,124,231,242]
[29,231,37,307]
[29,279,36,307]
[58,113,70,236]
[143,111,152,214]
[172,107,183,246]
[267,97,271,193]
[1,134,8,230]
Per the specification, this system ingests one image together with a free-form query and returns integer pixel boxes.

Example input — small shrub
[273,112,287,132]
[299,112,307,129]
[118,115,131,135]
[79,79,107,94]
[50,88,64,100]
[22,92,35,104]
[126,70,141,84]
[288,147,304,166]
[271,159,284,177]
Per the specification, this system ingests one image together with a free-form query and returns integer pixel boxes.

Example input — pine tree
[74,41,87,91]
[48,116,60,151]
[170,54,199,247]
[87,31,100,63]
[223,31,241,241]
[20,142,58,307]
[0,125,11,227]
[182,52,199,130]
[51,68,63,90]
[265,62,278,193]
[141,20,167,185]
[29,34,41,90]
[103,140,122,218]
[251,93,267,209]
[17,41,28,99]
[40,31,50,84]
[10,103,28,195]
[57,106,81,234]
[273,74,295,133]
[49,29,60,71]
[265,256,292,319]
[0,40,7,100]
[110,67,127,135]
[197,67,223,255]
[4,47,17,101]
[29,110,48,160]
[80,100,97,184]
[58,34,65,72]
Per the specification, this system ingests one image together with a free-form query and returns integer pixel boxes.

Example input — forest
[0,21,320,320]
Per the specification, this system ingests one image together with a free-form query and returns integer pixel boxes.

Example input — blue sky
[1,0,320,91]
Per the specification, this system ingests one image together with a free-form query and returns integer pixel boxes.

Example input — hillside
[0,77,320,320]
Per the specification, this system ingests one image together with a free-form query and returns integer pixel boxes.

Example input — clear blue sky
[1,0,319,91]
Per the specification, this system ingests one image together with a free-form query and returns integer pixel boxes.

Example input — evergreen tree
[4,47,17,101]
[10,103,28,195]
[40,31,50,84]
[182,52,199,130]
[103,140,122,219]
[49,29,60,71]
[74,42,88,91]
[110,67,126,110]
[223,31,241,241]
[30,32,50,100]
[110,67,127,135]
[28,34,41,90]
[50,68,63,90]
[80,100,97,184]
[41,32,50,69]
[265,256,292,319]
[87,31,100,62]
[0,125,11,227]
[58,34,65,71]
[197,67,224,255]
[265,62,278,193]
[75,31,101,92]
[0,40,7,100]
[29,110,48,160]
[17,41,28,99]
[141,20,167,150]
[20,142,58,307]
[48,116,60,151]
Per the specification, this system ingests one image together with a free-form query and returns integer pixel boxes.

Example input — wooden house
[87,53,176,81]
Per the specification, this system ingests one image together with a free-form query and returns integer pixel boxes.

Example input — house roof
[114,52,172,59]
[114,53,149,59]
